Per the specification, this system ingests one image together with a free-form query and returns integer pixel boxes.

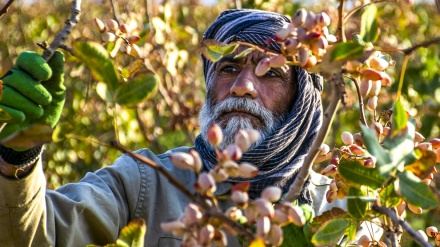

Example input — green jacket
[0,147,349,247]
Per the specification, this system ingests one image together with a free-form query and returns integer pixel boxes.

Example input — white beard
[198,97,285,150]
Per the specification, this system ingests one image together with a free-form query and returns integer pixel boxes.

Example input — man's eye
[264,69,280,77]
[220,65,239,73]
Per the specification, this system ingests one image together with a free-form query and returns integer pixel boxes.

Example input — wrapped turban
[194,9,323,205]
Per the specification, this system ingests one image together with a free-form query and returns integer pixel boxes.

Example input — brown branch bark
[337,0,346,42]
[110,140,255,243]
[111,140,197,201]
[401,37,440,55]
[372,205,433,247]
[41,0,82,61]
[348,76,367,125]
[0,0,14,19]
[282,72,346,203]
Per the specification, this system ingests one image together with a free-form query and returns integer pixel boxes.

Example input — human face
[199,46,297,149]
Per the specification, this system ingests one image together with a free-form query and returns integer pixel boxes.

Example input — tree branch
[111,140,198,201]
[346,75,367,125]
[207,210,254,242]
[337,0,346,42]
[41,0,82,61]
[401,37,440,55]
[282,72,346,203]
[372,205,433,247]
[110,140,255,243]
[0,0,14,19]
[344,0,396,23]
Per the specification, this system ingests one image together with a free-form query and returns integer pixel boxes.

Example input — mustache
[211,97,274,122]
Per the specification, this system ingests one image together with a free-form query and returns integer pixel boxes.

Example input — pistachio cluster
[162,124,309,246]
[93,17,142,57]
[426,226,440,246]
[346,51,394,111]
[254,8,336,76]
[279,9,335,67]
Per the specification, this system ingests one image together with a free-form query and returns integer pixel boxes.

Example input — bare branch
[110,140,255,243]
[372,205,433,247]
[344,0,396,23]
[42,0,82,61]
[345,75,367,126]
[0,0,15,19]
[337,0,346,42]
[401,37,440,55]
[282,72,346,203]
[111,140,198,201]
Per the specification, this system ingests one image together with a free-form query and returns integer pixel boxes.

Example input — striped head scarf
[194,9,323,204]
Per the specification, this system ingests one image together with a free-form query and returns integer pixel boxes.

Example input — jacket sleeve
[0,154,142,247]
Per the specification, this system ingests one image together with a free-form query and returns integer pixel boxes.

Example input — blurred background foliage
[0,0,439,245]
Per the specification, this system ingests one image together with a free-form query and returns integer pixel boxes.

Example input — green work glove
[0,51,66,150]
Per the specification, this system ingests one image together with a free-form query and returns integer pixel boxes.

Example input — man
[0,9,344,246]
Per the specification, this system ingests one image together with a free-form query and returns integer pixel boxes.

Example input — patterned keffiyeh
[194,9,323,204]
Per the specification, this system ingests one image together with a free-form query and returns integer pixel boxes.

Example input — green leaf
[115,73,159,107]
[330,41,364,62]
[404,148,437,179]
[311,219,349,246]
[72,39,119,92]
[345,221,361,244]
[338,160,386,189]
[96,82,115,106]
[121,59,144,79]
[0,108,12,121]
[391,99,408,135]
[383,118,416,174]
[360,4,379,42]
[300,204,315,223]
[361,125,394,177]
[115,218,146,247]
[379,183,402,208]
[52,123,73,142]
[200,39,239,62]
[281,223,313,247]
[234,47,254,59]
[397,171,438,209]
[347,186,368,219]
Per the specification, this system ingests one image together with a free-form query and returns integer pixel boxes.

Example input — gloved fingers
[43,51,65,92]
[0,86,43,119]
[0,105,25,124]
[16,51,52,81]
[2,69,52,106]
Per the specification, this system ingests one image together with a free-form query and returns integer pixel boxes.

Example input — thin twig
[41,0,82,61]
[109,0,119,23]
[207,211,255,242]
[0,0,14,19]
[135,107,163,152]
[346,75,367,125]
[372,205,433,247]
[111,140,197,201]
[282,72,346,202]
[401,37,440,55]
[344,0,396,23]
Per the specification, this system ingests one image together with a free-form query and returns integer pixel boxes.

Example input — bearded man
[0,9,351,247]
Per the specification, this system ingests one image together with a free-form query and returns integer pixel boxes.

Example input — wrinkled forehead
[202,9,291,86]
[202,9,290,52]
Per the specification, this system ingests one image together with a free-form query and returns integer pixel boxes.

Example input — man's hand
[0,51,66,151]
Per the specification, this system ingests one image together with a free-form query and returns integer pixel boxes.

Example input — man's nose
[230,69,257,98]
